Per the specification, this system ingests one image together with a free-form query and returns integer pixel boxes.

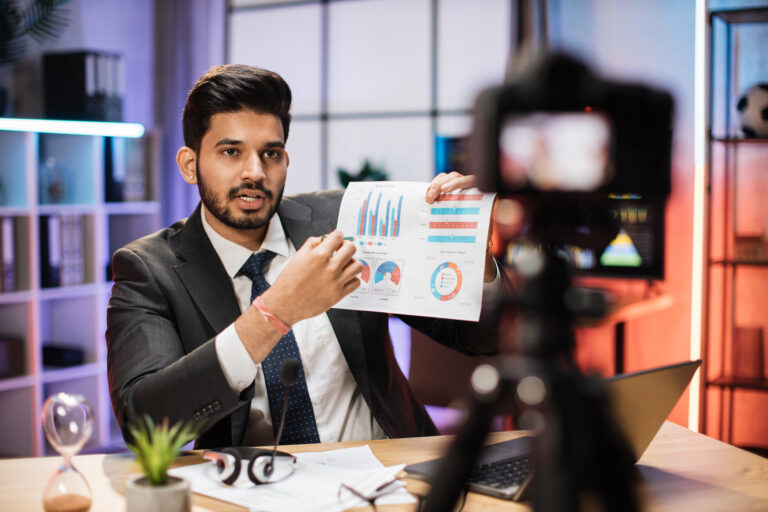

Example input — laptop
[404,359,702,501]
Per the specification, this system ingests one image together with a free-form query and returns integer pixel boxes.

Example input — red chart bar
[435,194,483,201]
[429,221,479,229]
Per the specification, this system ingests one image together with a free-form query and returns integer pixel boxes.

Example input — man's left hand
[426,172,497,283]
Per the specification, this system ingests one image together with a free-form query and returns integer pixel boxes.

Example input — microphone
[262,358,300,478]
[206,359,300,485]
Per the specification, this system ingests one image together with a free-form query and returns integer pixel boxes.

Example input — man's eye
[264,150,281,159]
[222,148,238,156]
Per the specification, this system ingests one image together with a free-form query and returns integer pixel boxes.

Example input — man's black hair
[182,64,292,153]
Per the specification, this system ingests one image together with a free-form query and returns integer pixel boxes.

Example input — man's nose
[242,152,265,180]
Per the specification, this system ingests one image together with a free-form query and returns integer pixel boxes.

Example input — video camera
[473,52,673,201]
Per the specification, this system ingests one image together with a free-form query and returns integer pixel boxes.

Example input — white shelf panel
[37,204,99,216]
[103,201,160,215]
[42,362,104,384]
[38,283,102,300]
[0,374,35,392]
[0,290,33,304]
[0,207,32,217]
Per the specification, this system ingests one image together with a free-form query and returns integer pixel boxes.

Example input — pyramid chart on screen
[600,229,642,267]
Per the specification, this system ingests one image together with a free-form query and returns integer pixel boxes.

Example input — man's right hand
[261,229,362,326]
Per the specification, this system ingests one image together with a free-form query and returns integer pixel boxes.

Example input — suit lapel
[278,196,373,408]
[169,205,241,344]
[169,205,244,446]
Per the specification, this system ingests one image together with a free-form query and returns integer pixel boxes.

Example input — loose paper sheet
[169,445,414,512]
[334,181,496,321]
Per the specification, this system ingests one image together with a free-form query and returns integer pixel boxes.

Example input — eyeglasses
[337,481,467,512]
[203,447,297,485]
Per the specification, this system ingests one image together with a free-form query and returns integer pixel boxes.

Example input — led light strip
[0,118,145,138]
[689,0,707,433]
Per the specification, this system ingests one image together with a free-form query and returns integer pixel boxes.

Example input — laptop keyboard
[467,453,533,499]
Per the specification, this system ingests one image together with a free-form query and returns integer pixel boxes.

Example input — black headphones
[203,446,297,485]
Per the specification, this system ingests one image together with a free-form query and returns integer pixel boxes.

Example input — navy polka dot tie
[239,251,320,444]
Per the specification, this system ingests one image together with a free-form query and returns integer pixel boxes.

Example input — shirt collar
[200,207,291,279]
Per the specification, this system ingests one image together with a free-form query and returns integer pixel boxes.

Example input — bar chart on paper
[355,190,403,238]
[427,192,486,245]
[335,181,495,321]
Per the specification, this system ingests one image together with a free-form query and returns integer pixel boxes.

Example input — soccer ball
[736,83,768,138]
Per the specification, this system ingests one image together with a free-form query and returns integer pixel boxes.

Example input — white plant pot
[125,475,190,512]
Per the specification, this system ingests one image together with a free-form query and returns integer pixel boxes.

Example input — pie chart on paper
[373,260,402,295]
[360,260,371,284]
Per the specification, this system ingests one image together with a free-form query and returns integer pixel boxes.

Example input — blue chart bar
[396,195,402,236]
[430,207,480,215]
[385,200,391,237]
[373,193,382,236]
[427,235,478,243]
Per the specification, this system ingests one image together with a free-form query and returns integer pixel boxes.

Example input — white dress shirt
[203,209,387,445]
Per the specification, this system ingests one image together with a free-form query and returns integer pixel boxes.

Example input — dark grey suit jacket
[107,190,499,448]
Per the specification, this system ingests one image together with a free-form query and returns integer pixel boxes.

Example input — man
[107,64,499,449]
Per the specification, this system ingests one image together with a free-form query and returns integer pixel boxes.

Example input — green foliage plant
[337,159,389,188]
[0,0,71,64]
[127,416,198,486]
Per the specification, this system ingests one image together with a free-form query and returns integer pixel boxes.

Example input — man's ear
[177,146,197,184]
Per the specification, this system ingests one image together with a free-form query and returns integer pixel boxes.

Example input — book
[105,136,148,202]
[43,51,123,121]
[40,215,61,288]
[42,344,85,368]
[124,136,148,201]
[104,137,124,202]
[1,217,15,293]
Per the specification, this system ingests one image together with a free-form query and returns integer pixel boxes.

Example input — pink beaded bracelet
[252,296,291,335]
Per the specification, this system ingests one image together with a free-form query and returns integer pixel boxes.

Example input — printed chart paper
[334,181,495,321]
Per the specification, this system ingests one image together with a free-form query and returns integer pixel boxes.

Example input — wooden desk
[1,421,766,511]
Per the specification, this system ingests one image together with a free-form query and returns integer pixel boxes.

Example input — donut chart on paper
[431,262,462,301]
[373,260,402,295]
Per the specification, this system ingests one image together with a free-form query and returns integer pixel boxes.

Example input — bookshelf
[702,7,768,450]
[0,119,161,456]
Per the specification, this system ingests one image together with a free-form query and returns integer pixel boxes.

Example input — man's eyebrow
[214,138,242,146]
[212,139,285,148]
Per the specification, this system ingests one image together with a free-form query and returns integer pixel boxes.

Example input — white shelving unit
[0,119,160,456]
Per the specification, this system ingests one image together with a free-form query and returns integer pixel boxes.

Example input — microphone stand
[263,358,300,478]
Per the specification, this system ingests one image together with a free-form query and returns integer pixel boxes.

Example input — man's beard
[196,162,284,230]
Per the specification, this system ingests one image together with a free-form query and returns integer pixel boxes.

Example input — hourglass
[41,393,94,512]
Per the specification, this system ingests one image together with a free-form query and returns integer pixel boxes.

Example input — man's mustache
[228,182,273,200]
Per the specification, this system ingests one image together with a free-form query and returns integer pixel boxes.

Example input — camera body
[473,52,673,201]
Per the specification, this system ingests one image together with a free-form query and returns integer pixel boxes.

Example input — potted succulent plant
[125,416,198,512]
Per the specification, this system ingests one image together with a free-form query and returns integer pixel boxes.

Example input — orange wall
[556,1,768,449]
[553,0,696,428]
